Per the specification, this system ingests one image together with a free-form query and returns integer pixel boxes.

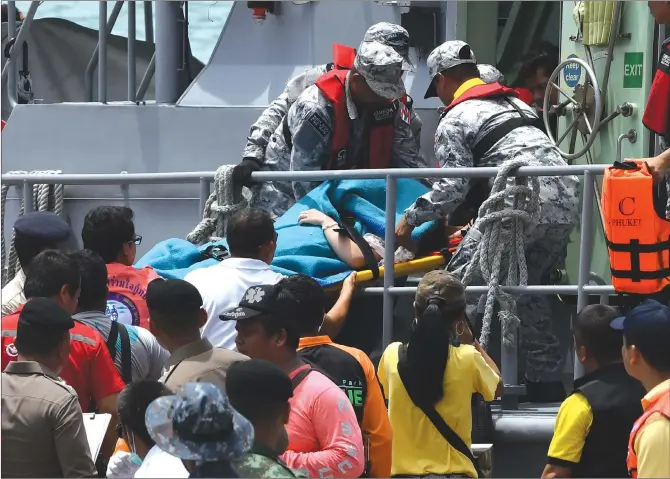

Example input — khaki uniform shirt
[160,338,248,391]
[1,269,26,316]
[1,361,97,478]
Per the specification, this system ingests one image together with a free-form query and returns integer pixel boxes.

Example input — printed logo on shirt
[5,343,17,357]
[371,104,396,125]
[244,287,265,304]
[340,379,364,407]
[306,112,332,139]
[106,293,140,326]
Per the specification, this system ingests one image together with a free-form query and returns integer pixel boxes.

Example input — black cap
[219,284,299,322]
[14,212,72,242]
[18,297,75,332]
[611,299,670,351]
[146,278,203,315]
[226,359,294,406]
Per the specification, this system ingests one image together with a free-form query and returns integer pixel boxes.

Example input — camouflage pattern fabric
[427,40,476,80]
[234,452,304,478]
[477,64,505,85]
[145,382,254,462]
[248,42,427,219]
[241,22,423,165]
[352,41,405,100]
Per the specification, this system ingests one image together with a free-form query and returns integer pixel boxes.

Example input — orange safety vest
[314,68,398,170]
[601,160,670,295]
[626,386,670,478]
[332,43,356,70]
[442,82,521,114]
[106,263,161,330]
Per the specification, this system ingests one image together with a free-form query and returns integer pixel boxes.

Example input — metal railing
[1,164,613,404]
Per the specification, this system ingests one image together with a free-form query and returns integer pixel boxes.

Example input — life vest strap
[473,116,532,161]
[610,267,670,281]
[606,237,670,253]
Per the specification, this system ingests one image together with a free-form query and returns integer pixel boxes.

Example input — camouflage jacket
[242,64,423,164]
[249,72,427,218]
[233,444,304,478]
[404,96,580,227]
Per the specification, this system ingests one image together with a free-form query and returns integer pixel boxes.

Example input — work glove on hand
[106,451,142,478]
[233,158,262,187]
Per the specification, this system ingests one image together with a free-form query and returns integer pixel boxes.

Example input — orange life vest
[513,87,534,106]
[314,68,397,170]
[626,386,670,478]
[642,38,670,140]
[601,160,670,294]
[332,43,356,70]
[443,82,521,114]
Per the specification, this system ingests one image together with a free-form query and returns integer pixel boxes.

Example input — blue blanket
[136,179,434,287]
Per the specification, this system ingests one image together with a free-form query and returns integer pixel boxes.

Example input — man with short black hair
[1,250,125,418]
[284,274,392,477]
[611,300,670,478]
[222,283,364,479]
[2,211,75,315]
[185,207,283,350]
[146,278,247,391]
[226,359,301,478]
[2,298,97,478]
[71,250,169,384]
[542,305,645,478]
[82,206,160,329]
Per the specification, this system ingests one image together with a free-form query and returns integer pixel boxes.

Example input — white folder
[82,413,112,460]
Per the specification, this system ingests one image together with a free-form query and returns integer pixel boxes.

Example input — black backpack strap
[336,209,380,279]
[282,115,293,151]
[116,323,133,384]
[105,320,119,359]
[291,366,313,390]
[396,344,483,478]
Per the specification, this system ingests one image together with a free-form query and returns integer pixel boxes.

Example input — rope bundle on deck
[186,165,247,245]
[460,158,541,349]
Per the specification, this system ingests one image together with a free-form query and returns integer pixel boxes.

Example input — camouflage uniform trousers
[447,221,575,382]
[233,452,304,478]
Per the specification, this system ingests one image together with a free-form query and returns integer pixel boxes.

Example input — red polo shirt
[2,305,125,412]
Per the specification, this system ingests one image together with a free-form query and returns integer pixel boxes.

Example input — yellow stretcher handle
[324,255,446,293]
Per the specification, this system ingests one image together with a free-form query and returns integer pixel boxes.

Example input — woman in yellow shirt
[378,271,502,478]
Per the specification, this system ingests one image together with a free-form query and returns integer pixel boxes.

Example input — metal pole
[6,2,17,109]
[144,1,154,45]
[127,1,137,102]
[98,1,108,104]
[501,321,519,409]
[154,1,182,104]
[84,1,124,102]
[199,178,210,219]
[22,182,33,214]
[382,176,397,349]
[136,53,156,101]
[575,171,595,379]
[1,0,40,108]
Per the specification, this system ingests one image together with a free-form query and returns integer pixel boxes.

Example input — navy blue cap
[146,278,203,315]
[14,212,72,242]
[610,299,670,340]
[18,297,75,332]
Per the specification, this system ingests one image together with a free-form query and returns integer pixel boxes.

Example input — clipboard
[82,413,112,460]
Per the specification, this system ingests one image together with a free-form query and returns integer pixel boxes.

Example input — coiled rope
[186,165,247,245]
[460,158,541,349]
[1,170,64,287]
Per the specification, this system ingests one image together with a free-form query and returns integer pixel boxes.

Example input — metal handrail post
[199,178,210,220]
[22,182,33,214]
[128,1,137,102]
[1,1,40,108]
[382,175,397,349]
[575,171,596,380]
[84,0,124,102]
[154,1,182,104]
[144,1,154,44]
[99,1,108,104]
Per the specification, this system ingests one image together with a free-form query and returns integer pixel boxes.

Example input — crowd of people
[2,5,670,479]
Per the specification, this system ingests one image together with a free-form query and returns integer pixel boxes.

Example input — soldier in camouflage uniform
[235,22,422,186]
[227,359,305,478]
[248,40,428,219]
[145,382,254,478]
[396,41,580,399]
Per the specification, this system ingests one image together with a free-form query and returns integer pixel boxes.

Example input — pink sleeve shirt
[281,365,365,479]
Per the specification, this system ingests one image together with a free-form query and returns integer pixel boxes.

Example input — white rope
[460,158,541,349]
[186,165,247,245]
[1,170,65,287]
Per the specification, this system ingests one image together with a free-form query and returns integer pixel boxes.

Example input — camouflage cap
[145,382,254,462]
[353,40,406,101]
[363,22,414,71]
[478,64,506,85]
[424,40,477,99]
[415,270,467,312]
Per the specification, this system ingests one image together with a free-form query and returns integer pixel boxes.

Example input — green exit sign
[623,52,644,89]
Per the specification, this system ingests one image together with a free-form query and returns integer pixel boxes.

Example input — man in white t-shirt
[185,208,283,350]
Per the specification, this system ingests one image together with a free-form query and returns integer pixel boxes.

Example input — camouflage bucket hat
[363,22,414,71]
[478,64,505,85]
[424,40,477,99]
[354,40,406,101]
[145,382,254,462]
[415,270,467,312]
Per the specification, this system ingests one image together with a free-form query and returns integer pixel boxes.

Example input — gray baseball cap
[424,40,477,99]
[363,22,414,71]
[478,64,505,85]
[353,40,406,101]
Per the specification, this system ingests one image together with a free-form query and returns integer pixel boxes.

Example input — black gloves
[232,158,262,186]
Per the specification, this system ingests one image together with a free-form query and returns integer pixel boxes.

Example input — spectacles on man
[128,235,142,246]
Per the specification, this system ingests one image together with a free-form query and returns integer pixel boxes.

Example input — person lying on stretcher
[298,209,474,269]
